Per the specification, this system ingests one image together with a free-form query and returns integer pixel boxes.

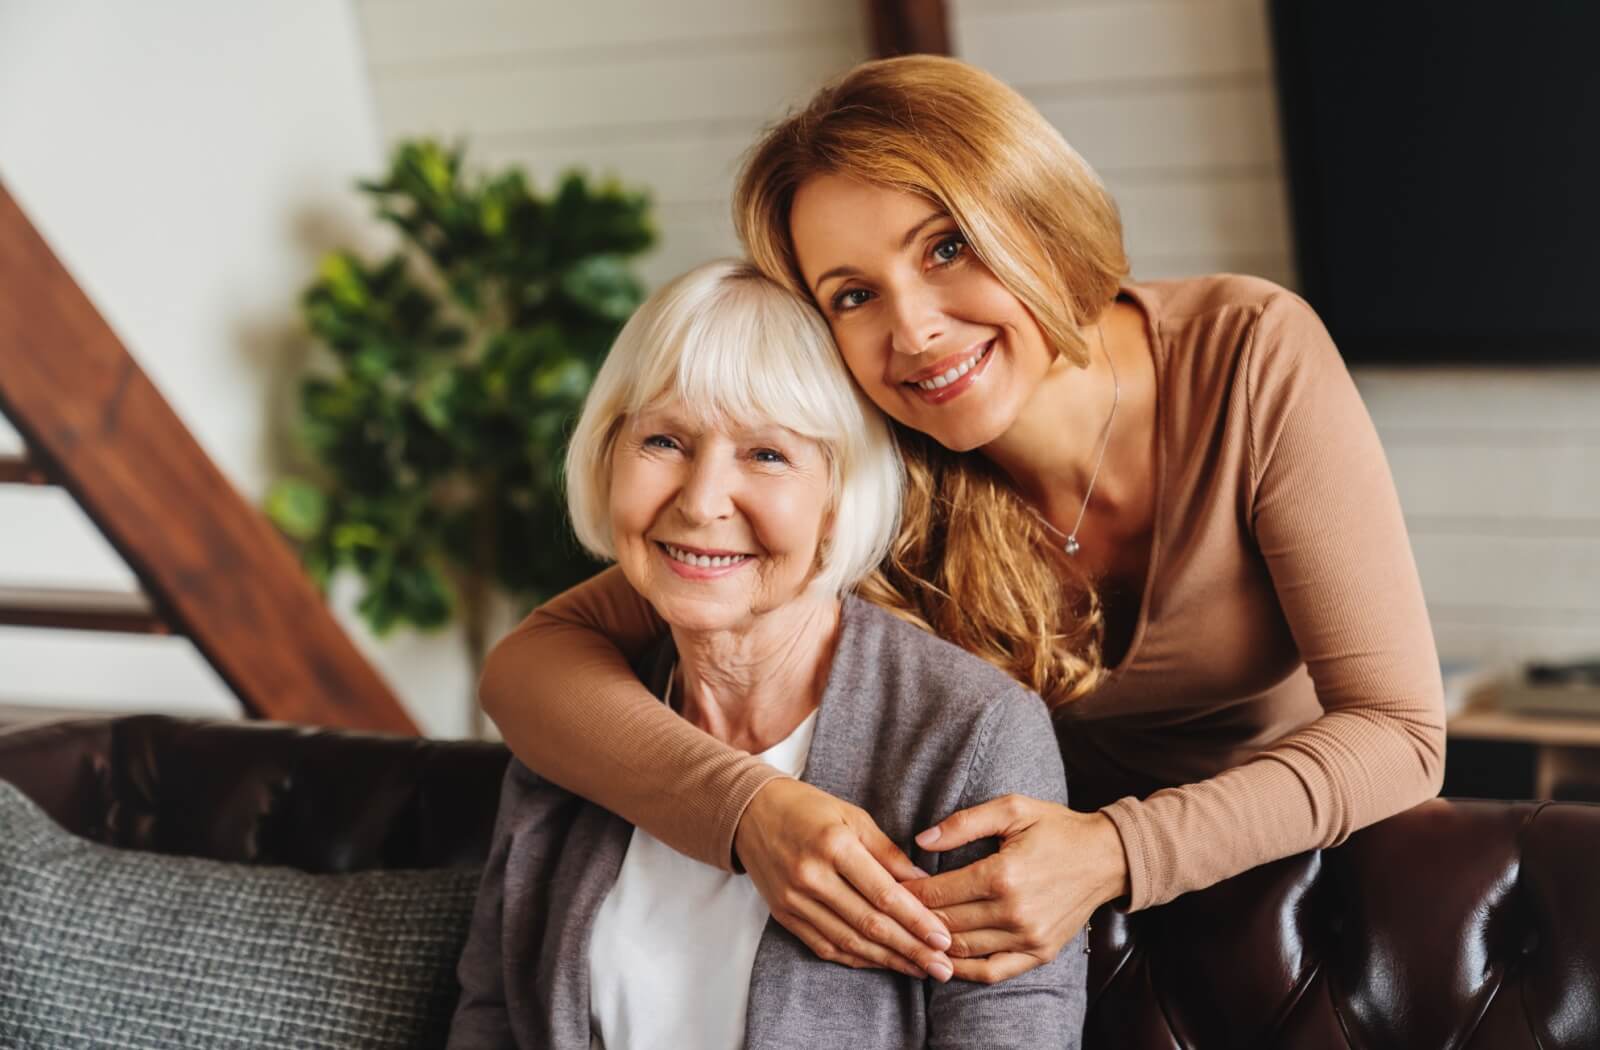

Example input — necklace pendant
[1063,536,1081,556]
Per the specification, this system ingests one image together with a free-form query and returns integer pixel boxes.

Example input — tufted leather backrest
[1085,798,1600,1048]
[2,715,1596,1048]
[0,715,508,872]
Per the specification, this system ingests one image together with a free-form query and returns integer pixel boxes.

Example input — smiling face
[789,174,1060,452]
[608,402,834,634]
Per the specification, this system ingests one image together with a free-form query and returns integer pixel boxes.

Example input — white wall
[353,0,873,286]
[0,1,480,736]
[951,0,1600,668]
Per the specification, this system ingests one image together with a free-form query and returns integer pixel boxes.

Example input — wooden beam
[866,0,951,58]
[0,180,417,734]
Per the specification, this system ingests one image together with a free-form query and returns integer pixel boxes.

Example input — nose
[675,449,737,525]
[889,286,946,357]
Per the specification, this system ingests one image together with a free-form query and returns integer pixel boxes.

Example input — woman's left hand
[903,796,1131,983]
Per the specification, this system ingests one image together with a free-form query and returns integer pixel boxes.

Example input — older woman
[447,259,1086,1050]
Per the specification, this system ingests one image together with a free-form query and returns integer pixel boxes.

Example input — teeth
[915,343,989,391]
[664,544,749,569]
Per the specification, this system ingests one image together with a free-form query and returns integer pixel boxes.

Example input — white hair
[564,258,902,597]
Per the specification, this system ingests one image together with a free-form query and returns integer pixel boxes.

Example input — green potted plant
[266,140,655,726]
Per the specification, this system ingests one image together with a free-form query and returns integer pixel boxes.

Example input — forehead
[790,175,944,277]
[629,400,812,445]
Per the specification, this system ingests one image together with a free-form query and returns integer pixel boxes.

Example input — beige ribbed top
[477,274,1447,912]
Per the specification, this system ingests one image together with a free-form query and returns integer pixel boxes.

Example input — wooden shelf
[0,453,50,485]
[1450,699,1600,798]
[1450,703,1600,748]
[0,585,170,634]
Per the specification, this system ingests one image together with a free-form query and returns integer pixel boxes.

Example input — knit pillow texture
[0,779,480,1049]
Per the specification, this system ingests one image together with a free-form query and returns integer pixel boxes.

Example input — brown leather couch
[2,714,1595,1049]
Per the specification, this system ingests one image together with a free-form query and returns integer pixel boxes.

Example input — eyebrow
[809,209,949,296]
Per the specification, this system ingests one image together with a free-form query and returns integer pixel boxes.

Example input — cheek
[974,279,1046,346]
[608,459,664,540]
[828,325,906,415]
[835,338,882,391]
[750,480,831,563]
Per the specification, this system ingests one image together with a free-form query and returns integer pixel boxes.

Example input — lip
[903,339,996,405]
[655,541,755,580]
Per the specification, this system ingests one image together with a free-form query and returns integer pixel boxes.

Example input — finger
[835,838,952,951]
[914,795,1033,853]
[927,900,1010,936]
[859,822,928,882]
[817,868,955,978]
[942,927,1022,959]
[791,892,947,981]
[903,859,995,911]
[949,952,1043,985]
[780,912,888,974]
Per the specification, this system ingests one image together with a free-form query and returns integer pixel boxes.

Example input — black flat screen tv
[1268,1,1600,364]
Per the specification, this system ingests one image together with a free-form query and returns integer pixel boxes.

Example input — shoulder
[1131,272,1344,417]
[1127,271,1294,326]
[1127,273,1328,393]
[836,599,1056,756]
[842,598,1041,712]
[821,599,1068,818]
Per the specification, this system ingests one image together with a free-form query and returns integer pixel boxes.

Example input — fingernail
[915,827,940,847]
[928,960,953,983]
[926,929,951,951]
[911,866,931,879]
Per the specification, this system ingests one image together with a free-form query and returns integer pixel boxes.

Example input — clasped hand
[734,779,1130,984]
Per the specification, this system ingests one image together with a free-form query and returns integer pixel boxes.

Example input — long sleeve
[927,691,1087,1049]
[1100,291,1447,911]
[477,564,786,872]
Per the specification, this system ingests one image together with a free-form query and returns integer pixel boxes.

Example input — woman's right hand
[734,778,955,982]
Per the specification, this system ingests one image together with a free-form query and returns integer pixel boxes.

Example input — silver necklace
[1028,322,1119,557]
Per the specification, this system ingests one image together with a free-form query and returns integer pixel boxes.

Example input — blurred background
[1,1,1596,779]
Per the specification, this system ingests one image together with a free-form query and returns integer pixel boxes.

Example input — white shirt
[587,708,818,1050]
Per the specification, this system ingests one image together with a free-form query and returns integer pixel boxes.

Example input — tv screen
[1268,1,1600,363]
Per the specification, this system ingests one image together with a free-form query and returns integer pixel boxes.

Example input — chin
[648,594,746,634]
[915,403,1018,453]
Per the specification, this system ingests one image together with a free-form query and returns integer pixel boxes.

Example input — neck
[670,593,842,753]
[983,319,1120,517]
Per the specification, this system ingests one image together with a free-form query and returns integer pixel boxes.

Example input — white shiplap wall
[354,0,872,286]
[953,0,1600,667]
[355,0,1600,669]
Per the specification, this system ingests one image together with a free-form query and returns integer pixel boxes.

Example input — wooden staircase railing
[0,180,416,733]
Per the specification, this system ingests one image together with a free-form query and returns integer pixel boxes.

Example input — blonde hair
[733,55,1131,706]
[564,259,903,598]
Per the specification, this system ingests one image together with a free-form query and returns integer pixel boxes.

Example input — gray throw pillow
[0,780,481,1049]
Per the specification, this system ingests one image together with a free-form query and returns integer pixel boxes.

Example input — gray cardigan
[447,596,1087,1049]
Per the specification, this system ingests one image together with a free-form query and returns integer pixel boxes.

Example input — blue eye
[832,287,873,312]
[753,448,788,465]
[643,434,679,451]
[932,234,967,265]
